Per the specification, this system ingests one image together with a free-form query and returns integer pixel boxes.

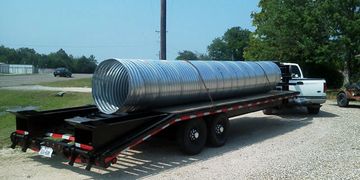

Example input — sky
[0,0,260,62]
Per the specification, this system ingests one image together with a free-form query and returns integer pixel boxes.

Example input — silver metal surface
[92,59,281,114]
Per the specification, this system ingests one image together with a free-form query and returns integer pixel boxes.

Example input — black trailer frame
[9,90,298,170]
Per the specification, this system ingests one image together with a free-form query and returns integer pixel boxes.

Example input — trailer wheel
[262,108,273,115]
[176,118,207,155]
[337,92,349,107]
[206,114,229,147]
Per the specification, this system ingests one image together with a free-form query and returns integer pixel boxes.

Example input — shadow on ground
[328,103,360,109]
[29,108,337,179]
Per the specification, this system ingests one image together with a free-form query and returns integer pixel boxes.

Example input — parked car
[54,68,72,77]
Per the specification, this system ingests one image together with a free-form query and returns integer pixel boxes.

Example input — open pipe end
[92,59,129,114]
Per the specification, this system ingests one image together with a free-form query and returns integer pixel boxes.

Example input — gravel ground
[0,100,359,179]
[0,74,92,87]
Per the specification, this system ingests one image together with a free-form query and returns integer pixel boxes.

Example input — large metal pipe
[92,59,281,114]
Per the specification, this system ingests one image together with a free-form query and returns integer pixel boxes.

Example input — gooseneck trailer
[9,62,299,171]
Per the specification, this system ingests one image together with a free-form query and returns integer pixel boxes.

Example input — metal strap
[184,60,215,108]
[255,62,272,88]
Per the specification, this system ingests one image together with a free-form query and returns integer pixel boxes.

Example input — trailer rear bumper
[10,130,119,169]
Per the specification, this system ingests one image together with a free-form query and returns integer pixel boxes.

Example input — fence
[37,68,55,74]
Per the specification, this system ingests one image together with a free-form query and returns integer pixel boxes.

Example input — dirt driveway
[0,101,359,179]
[0,74,92,87]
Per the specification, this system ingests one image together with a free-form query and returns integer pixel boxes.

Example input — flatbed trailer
[9,90,298,171]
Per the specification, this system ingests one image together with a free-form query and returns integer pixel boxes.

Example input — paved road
[0,74,92,87]
[0,101,359,179]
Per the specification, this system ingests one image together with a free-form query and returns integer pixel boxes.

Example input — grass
[0,89,93,147]
[39,77,92,87]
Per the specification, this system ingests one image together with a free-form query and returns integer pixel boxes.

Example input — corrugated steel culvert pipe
[92,59,281,114]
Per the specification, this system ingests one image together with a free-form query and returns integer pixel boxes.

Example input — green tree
[244,0,360,83]
[322,0,360,83]
[74,55,97,73]
[208,27,251,60]
[16,48,40,67]
[198,53,210,60]
[176,50,199,60]
[0,45,98,73]
[208,38,230,60]
[0,46,19,64]
[244,0,334,63]
[176,50,210,60]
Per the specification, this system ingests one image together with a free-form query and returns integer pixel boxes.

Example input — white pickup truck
[264,62,327,115]
[283,63,327,114]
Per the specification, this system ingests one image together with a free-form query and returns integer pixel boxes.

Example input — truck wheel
[206,114,229,147]
[337,92,349,107]
[307,106,320,114]
[176,118,207,155]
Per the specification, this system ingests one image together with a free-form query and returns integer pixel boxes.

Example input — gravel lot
[0,100,359,179]
[0,74,92,87]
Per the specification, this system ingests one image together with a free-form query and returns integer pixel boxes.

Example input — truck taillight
[323,83,327,93]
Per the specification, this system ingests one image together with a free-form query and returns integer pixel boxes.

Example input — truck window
[290,65,301,78]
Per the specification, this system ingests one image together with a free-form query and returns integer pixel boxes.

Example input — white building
[0,63,34,74]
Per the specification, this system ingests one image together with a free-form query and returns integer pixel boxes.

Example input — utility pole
[160,0,166,60]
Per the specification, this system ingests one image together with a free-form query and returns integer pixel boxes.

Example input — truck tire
[176,118,207,155]
[307,106,320,114]
[337,92,349,107]
[206,114,229,147]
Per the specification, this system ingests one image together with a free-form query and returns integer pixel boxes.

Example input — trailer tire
[206,114,229,147]
[262,108,273,115]
[176,118,207,155]
[337,92,349,107]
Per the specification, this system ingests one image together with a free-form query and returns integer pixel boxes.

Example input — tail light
[323,82,327,93]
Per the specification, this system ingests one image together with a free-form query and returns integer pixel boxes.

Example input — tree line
[176,0,360,88]
[176,27,251,61]
[0,46,97,73]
